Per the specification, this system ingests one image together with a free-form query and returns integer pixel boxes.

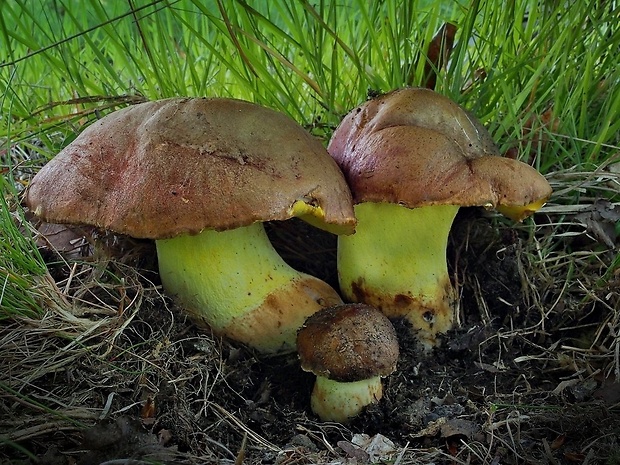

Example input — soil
[2,208,619,465]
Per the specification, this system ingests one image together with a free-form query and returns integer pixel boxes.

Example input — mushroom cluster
[328,88,552,348]
[25,97,356,353]
[25,90,551,424]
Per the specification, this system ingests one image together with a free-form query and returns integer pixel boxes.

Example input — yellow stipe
[311,376,383,423]
[337,202,458,347]
[338,202,459,302]
[156,223,300,330]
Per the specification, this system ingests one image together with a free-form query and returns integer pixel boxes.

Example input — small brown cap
[328,88,552,215]
[297,303,399,382]
[26,98,356,239]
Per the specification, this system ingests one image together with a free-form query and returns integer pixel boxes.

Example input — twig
[5,422,81,442]
[210,403,280,452]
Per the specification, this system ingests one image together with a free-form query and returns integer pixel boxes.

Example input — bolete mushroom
[296,303,399,423]
[327,88,552,348]
[25,97,356,353]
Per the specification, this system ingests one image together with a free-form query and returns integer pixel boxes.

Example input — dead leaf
[515,106,561,163]
[411,417,446,438]
[78,416,177,465]
[158,428,173,446]
[349,433,397,463]
[564,451,586,462]
[523,107,560,146]
[474,361,505,373]
[140,396,156,422]
[552,378,580,396]
[446,437,460,456]
[34,222,92,259]
[337,440,370,462]
[607,160,620,174]
[593,375,620,405]
[575,199,620,248]
[569,378,598,402]
[551,434,566,450]
[440,418,479,439]
[422,23,457,89]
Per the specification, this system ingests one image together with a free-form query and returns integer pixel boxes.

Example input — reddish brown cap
[25,98,356,239]
[328,88,552,216]
[297,303,399,382]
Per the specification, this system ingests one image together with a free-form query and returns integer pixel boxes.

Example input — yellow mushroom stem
[311,375,383,423]
[338,199,547,348]
[338,202,459,348]
[156,221,342,353]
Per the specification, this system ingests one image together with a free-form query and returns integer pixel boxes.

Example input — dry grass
[528,157,620,380]
[1,164,619,464]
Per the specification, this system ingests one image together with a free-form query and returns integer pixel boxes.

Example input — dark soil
[2,209,619,465]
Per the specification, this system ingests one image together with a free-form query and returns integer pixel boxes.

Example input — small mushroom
[25,97,356,353]
[296,303,399,423]
[327,88,552,348]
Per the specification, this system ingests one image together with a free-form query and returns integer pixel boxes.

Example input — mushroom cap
[297,303,399,382]
[25,98,356,239]
[327,88,552,215]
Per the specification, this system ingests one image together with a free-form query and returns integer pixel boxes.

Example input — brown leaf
[446,437,460,456]
[593,375,620,405]
[440,418,479,440]
[551,433,566,450]
[140,396,156,421]
[575,199,620,247]
[35,222,92,259]
[411,417,445,438]
[158,428,173,446]
[78,416,176,465]
[337,440,370,462]
[423,23,457,89]
[564,451,586,462]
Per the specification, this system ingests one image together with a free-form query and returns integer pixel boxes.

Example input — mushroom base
[311,375,383,423]
[338,202,459,348]
[156,222,342,353]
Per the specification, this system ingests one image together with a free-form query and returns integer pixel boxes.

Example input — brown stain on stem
[348,277,455,346]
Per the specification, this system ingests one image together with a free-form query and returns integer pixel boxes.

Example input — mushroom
[296,303,399,423]
[327,88,552,348]
[25,97,356,353]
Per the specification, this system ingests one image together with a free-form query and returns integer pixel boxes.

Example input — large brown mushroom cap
[297,303,399,383]
[328,88,552,217]
[25,97,356,239]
